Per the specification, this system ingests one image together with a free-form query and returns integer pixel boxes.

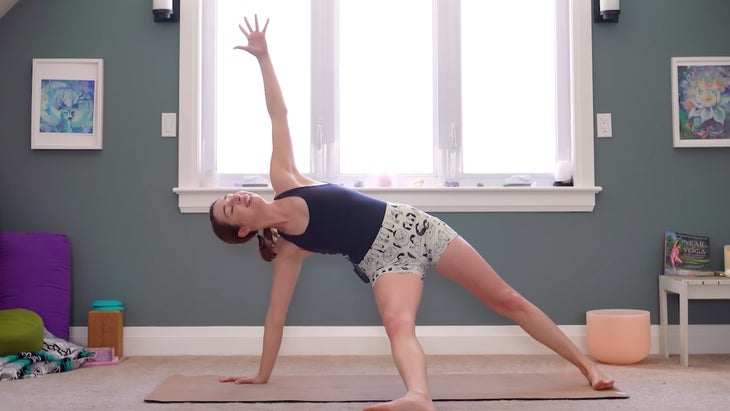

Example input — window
[175,0,601,213]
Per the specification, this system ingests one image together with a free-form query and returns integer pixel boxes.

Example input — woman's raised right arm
[234,15,317,192]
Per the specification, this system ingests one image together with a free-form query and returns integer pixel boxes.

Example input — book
[663,231,711,275]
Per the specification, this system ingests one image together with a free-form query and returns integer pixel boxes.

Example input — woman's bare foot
[362,392,436,411]
[584,363,615,390]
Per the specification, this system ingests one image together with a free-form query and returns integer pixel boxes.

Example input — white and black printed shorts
[353,203,457,285]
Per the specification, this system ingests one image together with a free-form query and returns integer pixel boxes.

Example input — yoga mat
[145,373,629,403]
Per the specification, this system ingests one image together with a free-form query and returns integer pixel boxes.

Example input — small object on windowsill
[377,173,392,187]
[444,181,460,187]
[236,183,268,187]
[476,182,485,187]
[411,179,424,187]
[236,176,269,187]
[353,179,364,188]
[503,175,535,187]
[554,161,573,186]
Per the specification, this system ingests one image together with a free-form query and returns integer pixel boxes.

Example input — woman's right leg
[434,236,614,390]
[363,273,436,411]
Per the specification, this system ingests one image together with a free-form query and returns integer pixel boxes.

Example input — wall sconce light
[594,0,620,23]
[153,0,179,23]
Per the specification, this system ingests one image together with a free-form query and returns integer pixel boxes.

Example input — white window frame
[173,0,602,213]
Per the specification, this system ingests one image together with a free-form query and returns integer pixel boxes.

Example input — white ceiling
[0,0,20,19]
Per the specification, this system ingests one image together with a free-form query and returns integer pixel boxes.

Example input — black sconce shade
[153,0,179,23]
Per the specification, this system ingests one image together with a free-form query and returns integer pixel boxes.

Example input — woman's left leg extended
[363,273,436,411]
[434,236,614,390]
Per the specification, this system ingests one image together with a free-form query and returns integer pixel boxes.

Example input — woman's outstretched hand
[234,14,270,58]
[219,374,269,384]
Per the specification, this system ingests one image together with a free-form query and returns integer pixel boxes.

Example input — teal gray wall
[1,0,729,328]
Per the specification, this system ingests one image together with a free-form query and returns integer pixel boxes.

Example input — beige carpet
[5,354,730,410]
[145,373,628,403]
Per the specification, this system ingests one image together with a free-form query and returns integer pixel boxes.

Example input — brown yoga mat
[145,373,629,403]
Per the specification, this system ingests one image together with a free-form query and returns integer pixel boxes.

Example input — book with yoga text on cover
[663,231,711,275]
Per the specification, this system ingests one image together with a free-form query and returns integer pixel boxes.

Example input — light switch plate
[161,113,177,137]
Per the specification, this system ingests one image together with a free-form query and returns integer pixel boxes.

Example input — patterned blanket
[0,330,91,381]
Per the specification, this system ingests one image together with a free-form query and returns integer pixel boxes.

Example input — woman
[209,15,614,411]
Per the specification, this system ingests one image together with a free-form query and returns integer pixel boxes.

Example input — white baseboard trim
[69,324,730,356]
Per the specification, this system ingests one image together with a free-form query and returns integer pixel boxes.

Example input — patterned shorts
[353,203,457,286]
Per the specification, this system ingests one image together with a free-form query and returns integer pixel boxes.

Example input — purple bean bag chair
[0,232,71,340]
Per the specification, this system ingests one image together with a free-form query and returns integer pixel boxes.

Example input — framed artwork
[31,59,104,150]
[671,57,730,148]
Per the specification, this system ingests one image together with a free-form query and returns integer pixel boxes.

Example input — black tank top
[274,184,386,264]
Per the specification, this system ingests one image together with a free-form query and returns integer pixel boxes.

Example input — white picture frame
[31,58,104,150]
[671,56,730,148]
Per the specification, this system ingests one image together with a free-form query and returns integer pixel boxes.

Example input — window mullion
[435,0,461,183]
[311,0,337,182]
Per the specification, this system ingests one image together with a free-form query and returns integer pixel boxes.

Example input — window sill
[173,186,602,213]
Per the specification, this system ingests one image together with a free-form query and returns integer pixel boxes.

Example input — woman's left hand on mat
[219,374,268,384]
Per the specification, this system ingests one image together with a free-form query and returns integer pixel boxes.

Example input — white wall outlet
[161,113,177,137]
[596,113,612,138]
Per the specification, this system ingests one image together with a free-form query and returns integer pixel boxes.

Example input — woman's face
[213,191,264,230]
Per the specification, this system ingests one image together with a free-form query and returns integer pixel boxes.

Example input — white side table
[658,275,730,366]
